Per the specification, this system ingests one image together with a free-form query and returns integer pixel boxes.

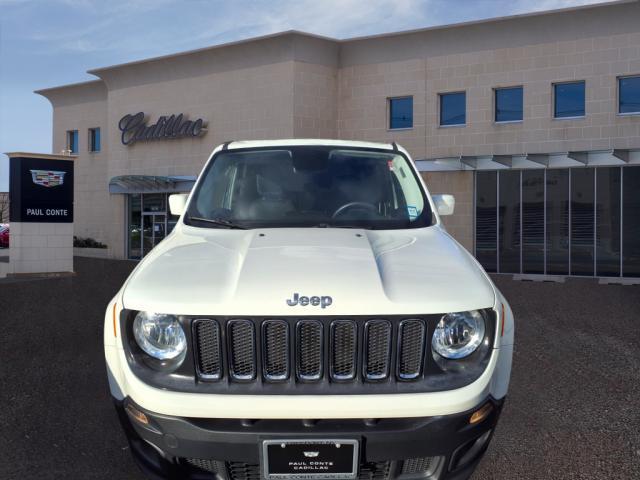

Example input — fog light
[125,403,149,425]
[469,403,493,425]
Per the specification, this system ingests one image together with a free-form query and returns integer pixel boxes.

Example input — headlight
[133,312,187,360]
[432,310,486,359]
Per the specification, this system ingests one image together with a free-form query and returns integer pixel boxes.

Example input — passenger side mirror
[432,194,455,216]
[169,193,189,216]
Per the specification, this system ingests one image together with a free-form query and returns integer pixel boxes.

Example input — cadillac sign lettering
[118,112,207,146]
[30,170,66,188]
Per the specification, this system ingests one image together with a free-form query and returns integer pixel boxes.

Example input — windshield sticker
[407,205,418,219]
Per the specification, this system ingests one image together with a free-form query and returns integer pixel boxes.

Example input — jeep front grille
[262,320,289,381]
[397,319,426,380]
[193,319,222,379]
[227,320,256,381]
[193,317,430,386]
[296,320,323,381]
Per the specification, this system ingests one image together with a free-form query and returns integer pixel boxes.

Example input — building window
[89,128,101,152]
[553,81,585,118]
[495,86,523,122]
[439,92,466,126]
[619,75,640,114]
[67,130,78,154]
[474,166,640,277]
[388,97,413,129]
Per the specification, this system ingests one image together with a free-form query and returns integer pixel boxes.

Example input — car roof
[225,139,397,151]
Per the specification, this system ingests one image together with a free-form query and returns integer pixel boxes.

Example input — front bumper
[115,396,504,480]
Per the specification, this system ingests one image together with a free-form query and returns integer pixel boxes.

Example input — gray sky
[0,0,607,191]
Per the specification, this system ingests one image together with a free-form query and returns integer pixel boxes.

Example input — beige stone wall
[421,171,474,252]
[423,32,640,159]
[293,61,337,138]
[337,59,427,157]
[43,82,120,257]
[8,223,73,274]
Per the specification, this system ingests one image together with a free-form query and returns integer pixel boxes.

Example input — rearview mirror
[432,194,455,216]
[169,193,189,216]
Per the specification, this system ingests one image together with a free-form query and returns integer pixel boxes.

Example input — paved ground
[1,257,639,479]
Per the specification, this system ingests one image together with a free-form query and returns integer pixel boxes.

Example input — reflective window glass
[619,76,640,114]
[596,167,621,277]
[554,82,585,118]
[495,87,523,122]
[389,97,413,129]
[498,170,520,273]
[128,194,142,259]
[570,168,594,275]
[623,167,640,277]
[546,170,570,275]
[475,171,497,272]
[440,92,466,126]
[522,170,544,274]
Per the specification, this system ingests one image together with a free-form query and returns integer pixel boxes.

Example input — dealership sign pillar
[2,153,75,278]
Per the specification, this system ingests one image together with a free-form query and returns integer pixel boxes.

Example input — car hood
[122,225,495,316]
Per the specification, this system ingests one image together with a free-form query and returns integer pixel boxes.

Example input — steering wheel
[331,201,378,219]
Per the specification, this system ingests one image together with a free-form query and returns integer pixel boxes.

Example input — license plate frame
[262,439,359,480]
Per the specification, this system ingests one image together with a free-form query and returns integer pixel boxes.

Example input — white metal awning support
[108,175,197,194]
[415,149,639,172]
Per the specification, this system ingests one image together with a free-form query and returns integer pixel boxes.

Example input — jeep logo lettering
[286,293,332,309]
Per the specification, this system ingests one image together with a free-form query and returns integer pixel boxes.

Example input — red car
[0,224,9,248]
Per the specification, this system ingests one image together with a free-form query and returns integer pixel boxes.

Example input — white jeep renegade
[104,139,514,480]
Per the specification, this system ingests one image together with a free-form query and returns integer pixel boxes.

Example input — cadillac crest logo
[30,170,66,188]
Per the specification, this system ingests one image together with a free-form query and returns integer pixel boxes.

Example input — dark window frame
[553,81,586,119]
[88,127,101,153]
[388,96,414,130]
[494,86,524,123]
[66,130,78,154]
[439,91,466,127]
[618,75,640,115]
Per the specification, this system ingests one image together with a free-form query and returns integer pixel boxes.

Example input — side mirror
[432,194,455,216]
[169,193,189,216]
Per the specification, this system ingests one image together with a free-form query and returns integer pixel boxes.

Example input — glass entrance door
[142,214,166,257]
[127,193,181,259]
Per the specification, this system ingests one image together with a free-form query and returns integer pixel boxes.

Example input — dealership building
[35,0,640,279]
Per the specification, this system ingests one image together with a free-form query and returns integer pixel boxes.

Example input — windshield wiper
[187,215,248,229]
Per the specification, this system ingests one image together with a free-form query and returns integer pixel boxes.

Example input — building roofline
[86,30,337,76]
[34,79,104,97]
[36,0,637,92]
[4,152,78,161]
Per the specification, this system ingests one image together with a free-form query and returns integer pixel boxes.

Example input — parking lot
[1,257,639,479]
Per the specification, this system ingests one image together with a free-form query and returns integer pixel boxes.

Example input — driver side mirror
[169,193,189,216]
[432,194,455,216]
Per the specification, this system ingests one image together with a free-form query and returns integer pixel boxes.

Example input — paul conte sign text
[9,156,74,223]
[118,112,207,146]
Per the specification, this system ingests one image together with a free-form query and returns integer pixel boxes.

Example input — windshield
[185,146,432,230]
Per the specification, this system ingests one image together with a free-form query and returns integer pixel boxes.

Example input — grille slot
[364,320,392,381]
[359,461,392,480]
[227,461,261,480]
[397,319,426,380]
[401,456,436,475]
[330,320,357,381]
[262,320,289,381]
[193,319,222,380]
[183,457,225,474]
[228,320,256,381]
[296,320,323,381]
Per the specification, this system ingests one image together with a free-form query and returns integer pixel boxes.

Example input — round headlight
[432,310,486,359]
[133,312,187,360]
